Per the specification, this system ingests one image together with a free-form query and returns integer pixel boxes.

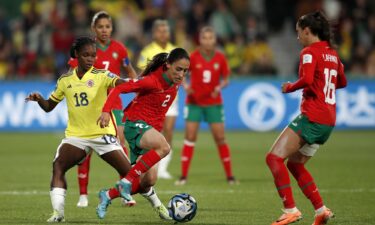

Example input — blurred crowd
[0,0,374,80]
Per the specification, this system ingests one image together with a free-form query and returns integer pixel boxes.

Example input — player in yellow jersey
[25,37,169,223]
[137,19,176,179]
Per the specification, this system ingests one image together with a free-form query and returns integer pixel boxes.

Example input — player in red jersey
[95,48,190,220]
[68,11,137,208]
[266,11,347,225]
[175,26,236,185]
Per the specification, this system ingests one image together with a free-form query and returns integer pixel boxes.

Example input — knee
[286,160,303,171]
[265,153,284,170]
[52,159,66,175]
[214,136,226,145]
[158,142,171,158]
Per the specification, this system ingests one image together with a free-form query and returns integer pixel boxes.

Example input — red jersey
[187,50,230,106]
[68,39,130,109]
[102,68,179,131]
[285,41,347,126]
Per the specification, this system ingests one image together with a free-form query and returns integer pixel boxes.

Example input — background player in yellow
[137,19,176,179]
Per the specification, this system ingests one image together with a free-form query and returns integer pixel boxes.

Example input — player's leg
[159,100,178,179]
[266,127,305,225]
[95,142,133,219]
[49,142,87,222]
[286,120,335,225]
[209,122,237,184]
[117,128,170,202]
[76,152,92,207]
[113,109,129,156]
[137,167,172,220]
[176,104,201,185]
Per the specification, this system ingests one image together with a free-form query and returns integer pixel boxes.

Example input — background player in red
[175,26,236,185]
[96,48,190,220]
[68,11,137,208]
[265,11,347,225]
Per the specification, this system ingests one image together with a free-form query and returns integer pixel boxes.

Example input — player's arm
[336,61,347,89]
[25,93,58,112]
[282,51,316,93]
[98,77,156,128]
[212,56,230,97]
[182,74,194,95]
[123,64,137,79]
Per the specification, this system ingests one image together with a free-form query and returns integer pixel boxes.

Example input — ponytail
[141,48,190,76]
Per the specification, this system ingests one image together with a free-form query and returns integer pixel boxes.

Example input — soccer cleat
[76,194,88,208]
[227,176,239,185]
[312,208,334,225]
[174,176,187,186]
[96,189,111,219]
[116,179,136,205]
[47,210,65,223]
[271,209,302,225]
[154,204,173,220]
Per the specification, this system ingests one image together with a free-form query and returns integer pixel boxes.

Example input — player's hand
[211,86,221,98]
[281,82,291,93]
[97,112,111,128]
[25,92,43,102]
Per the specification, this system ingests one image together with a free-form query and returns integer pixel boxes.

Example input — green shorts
[112,109,125,126]
[288,114,334,145]
[184,104,224,123]
[124,120,153,164]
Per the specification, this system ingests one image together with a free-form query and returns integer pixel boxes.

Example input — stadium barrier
[0,79,374,132]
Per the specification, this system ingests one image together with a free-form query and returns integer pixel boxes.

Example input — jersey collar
[74,66,93,81]
[199,49,216,61]
[96,39,111,51]
[162,73,174,86]
[310,41,329,48]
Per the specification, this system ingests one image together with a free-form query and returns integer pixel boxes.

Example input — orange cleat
[312,208,334,225]
[271,209,302,225]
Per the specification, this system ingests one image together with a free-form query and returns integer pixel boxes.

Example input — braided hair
[69,36,96,58]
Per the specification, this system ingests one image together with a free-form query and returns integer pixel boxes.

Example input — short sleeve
[50,79,65,102]
[103,71,119,88]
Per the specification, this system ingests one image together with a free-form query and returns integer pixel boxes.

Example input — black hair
[69,36,96,58]
[91,11,112,27]
[141,48,190,76]
[297,11,334,47]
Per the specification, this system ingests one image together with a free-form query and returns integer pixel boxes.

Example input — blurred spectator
[240,34,277,76]
[366,49,375,77]
[224,34,245,74]
[209,0,240,43]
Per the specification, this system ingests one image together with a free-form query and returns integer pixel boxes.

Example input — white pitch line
[1,188,374,196]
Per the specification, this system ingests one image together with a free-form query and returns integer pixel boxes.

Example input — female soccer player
[25,37,133,222]
[265,11,347,225]
[175,26,236,185]
[96,48,190,219]
[68,11,137,208]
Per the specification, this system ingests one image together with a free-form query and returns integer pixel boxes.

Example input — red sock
[108,187,120,199]
[107,177,140,199]
[125,150,161,183]
[218,143,233,178]
[287,161,323,210]
[77,153,91,195]
[266,153,295,209]
[181,141,195,178]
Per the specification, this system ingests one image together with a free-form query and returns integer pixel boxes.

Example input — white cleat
[76,194,88,208]
[47,210,65,223]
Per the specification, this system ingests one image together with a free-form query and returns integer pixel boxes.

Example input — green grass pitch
[0,131,374,225]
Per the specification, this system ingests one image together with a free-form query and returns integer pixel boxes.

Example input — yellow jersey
[50,67,118,138]
[137,41,176,70]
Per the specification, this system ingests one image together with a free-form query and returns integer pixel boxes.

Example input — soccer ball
[168,193,197,223]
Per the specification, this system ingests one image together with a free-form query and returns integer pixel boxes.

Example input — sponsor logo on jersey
[303,54,313,64]
[112,52,118,59]
[214,63,219,70]
[86,79,94,87]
